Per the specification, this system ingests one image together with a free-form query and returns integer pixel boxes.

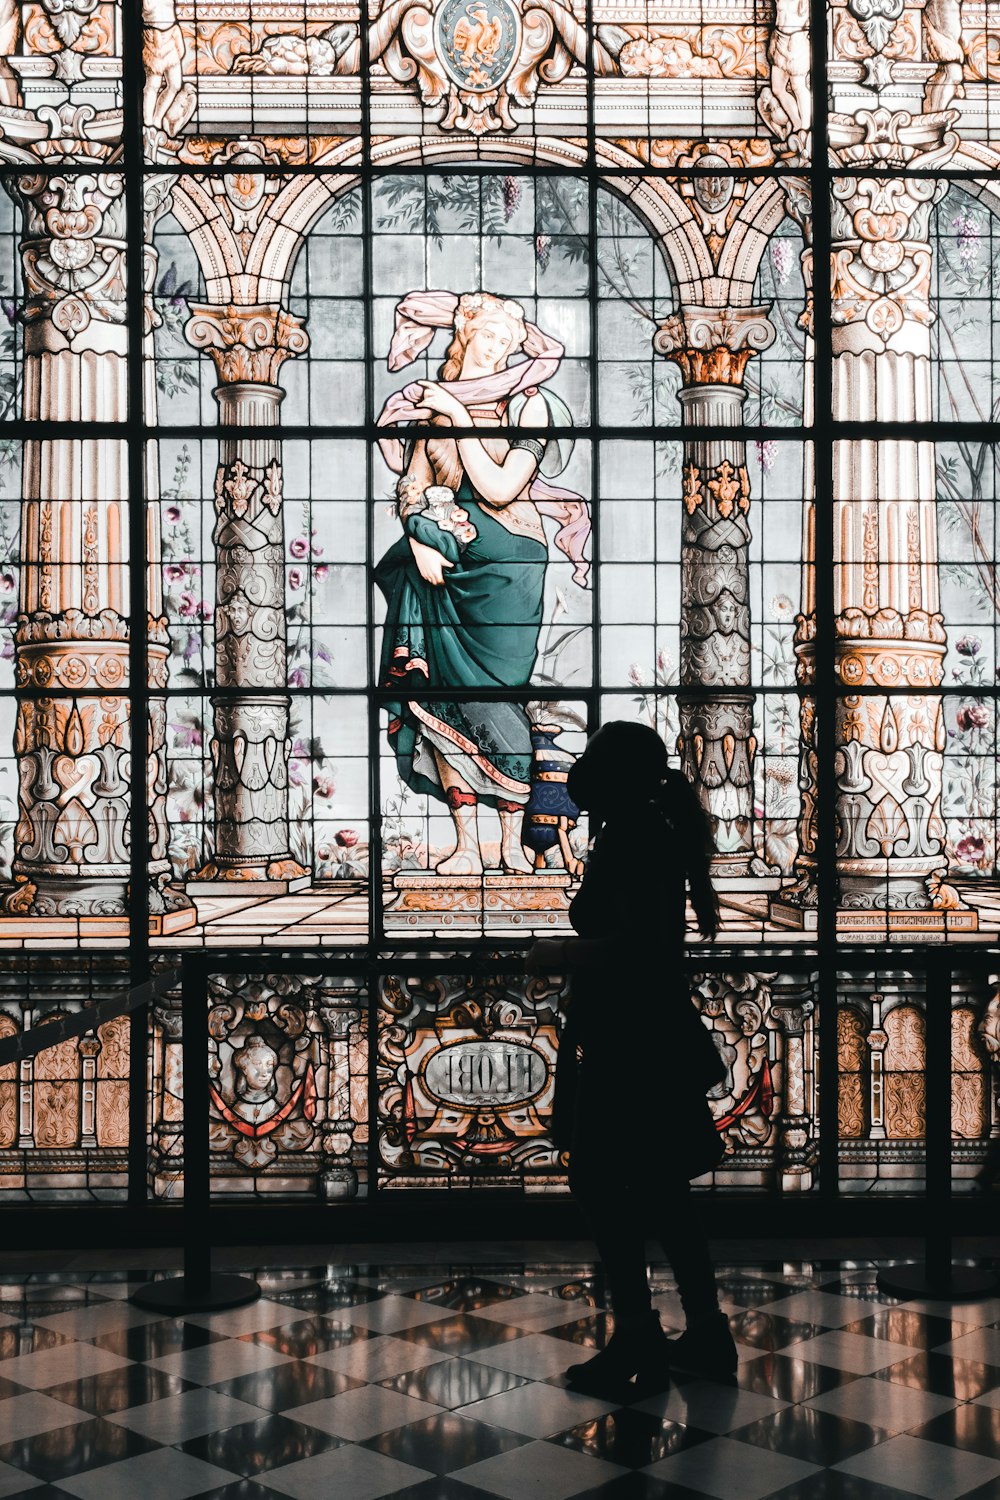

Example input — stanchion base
[131,1274,261,1314]
[877,1263,999,1301]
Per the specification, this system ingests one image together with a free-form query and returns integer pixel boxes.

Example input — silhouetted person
[527,720,738,1389]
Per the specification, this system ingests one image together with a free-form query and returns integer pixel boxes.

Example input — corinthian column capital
[15,169,127,352]
[654,305,775,386]
[185,302,309,386]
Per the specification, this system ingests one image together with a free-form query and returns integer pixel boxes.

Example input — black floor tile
[733,1353,863,1403]
[0,1325,71,1359]
[382,1479,519,1500]
[765,1471,924,1499]
[405,1276,525,1313]
[870,1350,1000,1401]
[209,1359,364,1411]
[0,1415,162,1483]
[552,1407,714,1467]
[395,1312,525,1355]
[906,1400,1000,1458]
[569,1471,699,1498]
[730,1310,831,1351]
[268,1282,384,1314]
[840,1308,979,1349]
[241,1316,366,1360]
[361,1411,530,1473]
[731,1406,890,1465]
[543,1314,613,1349]
[89,1318,226,1360]
[179,1412,345,1475]
[377,1354,531,1408]
[43,1365,194,1413]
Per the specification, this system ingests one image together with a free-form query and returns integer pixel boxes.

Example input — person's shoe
[565,1312,670,1395]
[664,1312,738,1377]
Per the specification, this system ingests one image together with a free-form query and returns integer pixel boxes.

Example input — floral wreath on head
[377,289,591,587]
[453,292,527,345]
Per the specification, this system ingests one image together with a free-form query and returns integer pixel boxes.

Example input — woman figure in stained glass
[376,290,588,875]
[528,721,738,1388]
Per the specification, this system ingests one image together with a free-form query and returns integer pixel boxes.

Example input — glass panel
[838,970,928,1193]
[0,958,130,1202]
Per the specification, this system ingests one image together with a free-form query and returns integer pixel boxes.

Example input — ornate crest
[435,0,520,94]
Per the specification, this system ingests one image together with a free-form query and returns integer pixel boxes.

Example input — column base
[190,859,311,896]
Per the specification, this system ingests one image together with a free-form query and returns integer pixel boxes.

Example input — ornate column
[772,984,816,1191]
[780,110,975,932]
[185,303,309,890]
[866,992,888,1140]
[655,306,775,876]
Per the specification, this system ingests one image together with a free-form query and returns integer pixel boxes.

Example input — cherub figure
[143,0,195,136]
[923,0,965,113]
[760,0,811,143]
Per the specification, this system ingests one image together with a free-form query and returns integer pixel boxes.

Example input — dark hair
[580,721,719,939]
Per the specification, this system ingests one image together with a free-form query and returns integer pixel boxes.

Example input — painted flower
[956,635,982,657]
[178,591,197,617]
[313,773,336,798]
[755,439,778,474]
[503,175,521,221]
[317,844,331,862]
[289,537,309,560]
[535,234,552,270]
[314,563,329,582]
[956,834,987,865]
[288,568,304,591]
[770,238,794,285]
[164,504,182,524]
[0,572,14,594]
[288,667,306,687]
[956,704,990,732]
[335,828,359,847]
[771,594,795,619]
[628,662,650,687]
[165,562,187,582]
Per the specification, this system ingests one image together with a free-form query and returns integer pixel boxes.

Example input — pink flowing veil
[376,290,591,587]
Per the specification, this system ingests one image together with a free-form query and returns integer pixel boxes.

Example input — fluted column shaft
[796,113,956,918]
[656,306,774,873]
[185,303,308,887]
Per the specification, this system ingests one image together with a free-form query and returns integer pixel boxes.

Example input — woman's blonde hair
[440,292,527,381]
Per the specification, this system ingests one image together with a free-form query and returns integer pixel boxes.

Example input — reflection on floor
[1,1243,999,1497]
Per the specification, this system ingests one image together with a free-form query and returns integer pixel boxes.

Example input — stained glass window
[0,0,996,1211]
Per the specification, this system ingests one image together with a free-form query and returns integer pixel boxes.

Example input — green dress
[375,475,546,807]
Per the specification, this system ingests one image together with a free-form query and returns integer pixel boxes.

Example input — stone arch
[167,134,716,314]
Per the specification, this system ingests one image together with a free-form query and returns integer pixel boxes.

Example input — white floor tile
[331,1294,459,1334]
[0,1391,91,1441]
[283,1385,443,1440]
[105,1387,267,1442]
[30,1303,166,1339]
[972,1385,1000,1411]
[305,1333,450,1382]
[833,1432,1000,1500]
[782,1330,922,1374]
[453,1438,628,1498]
[634,1379,789,1433]
[757,1290,888,1326]
[146,1337,293,1383]
[900,1295,1000,1326]
[458,1382,618,1437]
[934,1326,1000,1363]
[55,1448,238,1500]
[0,1341,132,1390]
[182,1297,314,1336]
[645,1435,821,1499]
[804,1374,958,1431]
[468,1334,581,1380]
[0,1461,43,1496]
[262,1443,433,1499]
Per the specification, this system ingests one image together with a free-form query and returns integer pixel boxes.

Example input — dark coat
[552,807,725,1180]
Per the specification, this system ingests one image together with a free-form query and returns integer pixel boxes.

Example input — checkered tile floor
[1,1254,1000,1499]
